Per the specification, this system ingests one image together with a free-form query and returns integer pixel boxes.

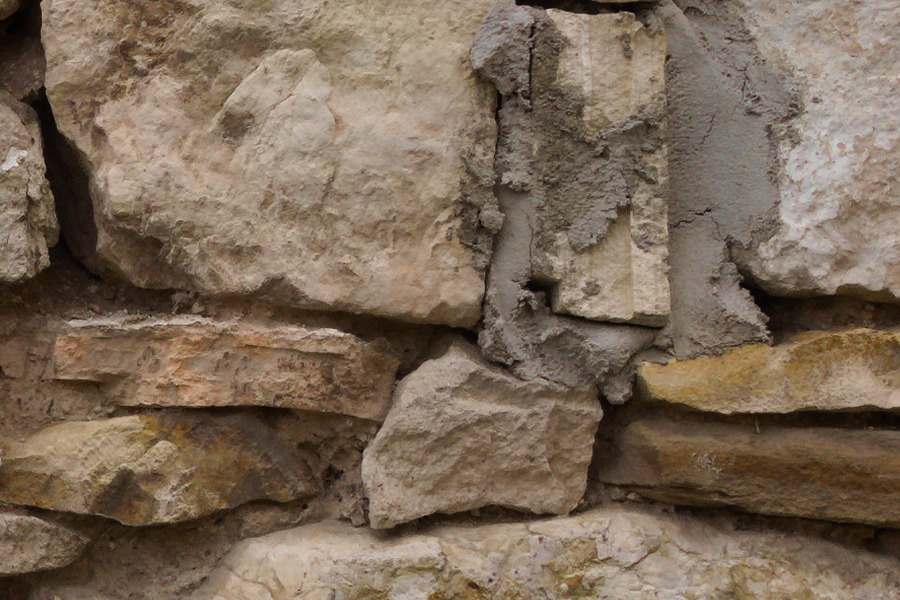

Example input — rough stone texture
[0,513,88,576]
[728,0,900,302]
[473,2,658,393]
[0,414,317,525]
[0,31,44,102]
[0,95,57,283]
[40,0,498,326]
[362,342,601,529]
[596,418,900,528]
[186,507,900,600]
[638,328,900,413]
[52,315,400,421]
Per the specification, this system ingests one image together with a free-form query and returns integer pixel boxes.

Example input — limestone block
[362,342,602,528]
[41,0,498,326]
[0,96,57,283]
[638,328,900,413]
[52,316,400,421]
[0,513,88,576]
[186,507,899,600]
[0,414,316,525]
[595,418,900,528]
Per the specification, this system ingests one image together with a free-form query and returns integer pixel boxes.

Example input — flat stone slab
[52,316,400,421]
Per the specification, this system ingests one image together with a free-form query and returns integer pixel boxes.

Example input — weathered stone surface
[0,32,44,102]
[728,0,900,302]
[0,95,57,283]
[0,513,88,576]
[638,328,900,413]
[473,2,658,392]
[52,316,400,421]
[0,414,316,525]
[362,342,601,529]
[187,507,900,600]
[41,0,498,326]
[595,418,900,527]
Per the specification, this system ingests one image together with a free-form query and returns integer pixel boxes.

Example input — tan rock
[0,33,44,102]
[41,0,498,326]
[0,513,88,576]
[0,96,57,283]
[187,507,900,600]
[362,342,601,528]
[532,11,670,326]
[638,328,900,413]
[595,418,900,527]
[52,316,400,421]
[0,414,316,525]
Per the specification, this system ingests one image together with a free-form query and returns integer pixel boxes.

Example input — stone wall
[0,0,897,598]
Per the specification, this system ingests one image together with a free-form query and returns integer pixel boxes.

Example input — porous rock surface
[362,342,601,529]
[40,0,498,326]
[0,513,88,576]
[0,95,57,283]
[0,414,317,525]
[186,507,900,600]
[638,328,900,413]
[52,315,400,421]
[596,418,900,528]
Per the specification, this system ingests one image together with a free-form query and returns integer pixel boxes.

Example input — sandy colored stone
[595,418,900,528]
[186,507,899,600]
[638,328,899,413]
[0,95,57,283]
[0,414,316,525]
[0,513,88,576]
[40,0,497,326]
[52,316,400,421]
[362,342,601,529]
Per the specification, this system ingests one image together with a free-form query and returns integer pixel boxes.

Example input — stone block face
[52,316,400,421]
[0,96,57,283]
[362,342,602,528]
[638,328,900,413]
[595,418,900,528]
[0,513,88,576]
[40,0,499,326]
[0,414,317,525]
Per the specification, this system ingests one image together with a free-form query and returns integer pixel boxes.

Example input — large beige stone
[595,418,900,528]
[731,0,900,302]
[638,328,900,413]
[0,513,88,576]
[362,342,601,529]
[41,0,498,326]
[530,10,671,327]
[52,316,400,421]
[0,96,57,283]
[0,414,316,525]
[186,507,900,600]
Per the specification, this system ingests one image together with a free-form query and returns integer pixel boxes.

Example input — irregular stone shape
[362,342,602,529]
[41,0,498,327]
[0,0,19,21]
[0,513,88,576]
[52,316,400,421]
[595,418,900,528]
[473,2,657,393]
[531,10,670,327]
[0,32,44,102]
[725,0,900,302]
[187,507,900,600]
[0,95,58,283]
[0,414,316,525]
[638,328,900,413]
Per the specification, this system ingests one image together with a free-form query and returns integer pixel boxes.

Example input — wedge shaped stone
[362,342,601,528]
[595,418,900,528]
[0,513,88,576]
[638,328,899,413]
[41,0,498,326]
[0,414,316,525]
[187,508,899,600]
[52,316,400,421]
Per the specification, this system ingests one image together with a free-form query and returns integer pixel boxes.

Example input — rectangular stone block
[52,316,400,421]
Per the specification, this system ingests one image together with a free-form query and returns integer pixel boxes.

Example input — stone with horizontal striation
[52,316,400,421]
